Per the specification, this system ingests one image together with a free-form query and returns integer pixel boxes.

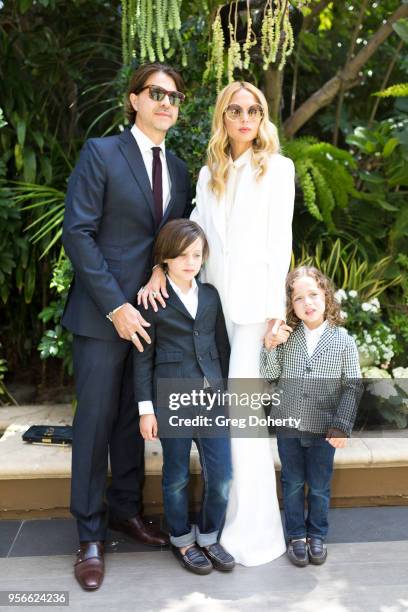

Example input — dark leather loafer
[74,541,104,591]
[307,537,327,565]
[171,544,213,575]
[108,514,169,547]
[202,543,235,571]
[287,539,309,567]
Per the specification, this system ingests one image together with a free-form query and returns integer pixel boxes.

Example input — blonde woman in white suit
[190,82,295,566]
[140,81,295,566]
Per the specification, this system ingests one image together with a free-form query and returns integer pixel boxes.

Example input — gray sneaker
[171,544,213,575]
[307,537,327,565]
[202,543,235,571]
[287,539,309,567]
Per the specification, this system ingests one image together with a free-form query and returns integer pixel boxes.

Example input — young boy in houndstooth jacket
[260,266,362,567]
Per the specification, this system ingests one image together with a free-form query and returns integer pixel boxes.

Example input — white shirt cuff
[138,401,155,415]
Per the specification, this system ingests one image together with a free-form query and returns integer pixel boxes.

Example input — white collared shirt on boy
[130,123,171,210]
[303,320,328,358]
[138,276,198,416]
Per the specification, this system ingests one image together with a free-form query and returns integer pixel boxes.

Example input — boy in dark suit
[134,219,235,575]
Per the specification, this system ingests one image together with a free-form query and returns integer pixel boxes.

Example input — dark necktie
[152,146,163,226]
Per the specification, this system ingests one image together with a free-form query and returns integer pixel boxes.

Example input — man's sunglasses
[139,85,185,107]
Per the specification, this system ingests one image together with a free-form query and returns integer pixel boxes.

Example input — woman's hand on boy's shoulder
[264,319,293,351]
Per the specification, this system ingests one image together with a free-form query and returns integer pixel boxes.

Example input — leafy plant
[296,238,400,300]
[38,254,73,376]
[284,137,358,232]
[335,289,396,369]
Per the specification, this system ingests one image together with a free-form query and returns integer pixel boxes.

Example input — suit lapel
[118,128,155,223]
[309,324,336,363]
[195,279,209,322]
[166,278,194,320]
[293,324,309,361]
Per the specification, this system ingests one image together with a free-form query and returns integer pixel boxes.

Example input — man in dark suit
[62,62,192,591]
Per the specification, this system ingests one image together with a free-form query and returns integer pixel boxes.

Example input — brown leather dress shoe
[74,541,104,591]
[108,514,169,546]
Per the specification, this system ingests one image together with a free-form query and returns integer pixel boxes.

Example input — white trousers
[219,320,286,566]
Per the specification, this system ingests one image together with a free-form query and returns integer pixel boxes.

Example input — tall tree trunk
[283,4,408,139]
[265,66,284,125]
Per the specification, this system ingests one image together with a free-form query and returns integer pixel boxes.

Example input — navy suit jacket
[133,279,230,410]
[62,128,192,341]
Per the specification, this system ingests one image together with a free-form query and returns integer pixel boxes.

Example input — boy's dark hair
[286,266,344,329]
[153,219,209,272]
[125,62,185,124]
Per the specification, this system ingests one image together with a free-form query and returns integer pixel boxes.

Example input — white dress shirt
[303,320,328,357]
[138,277,198,416]
[130,124,171,211]
[224,148,252,229]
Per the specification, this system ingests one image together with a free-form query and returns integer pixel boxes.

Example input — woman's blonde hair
[206,81,280,198]
[286,266,344,329]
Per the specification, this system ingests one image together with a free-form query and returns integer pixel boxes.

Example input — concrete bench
[1,405,407,517]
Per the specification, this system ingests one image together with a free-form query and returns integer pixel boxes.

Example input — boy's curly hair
[286,266,344,329]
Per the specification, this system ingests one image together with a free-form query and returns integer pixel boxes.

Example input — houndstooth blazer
[260,323,362,436]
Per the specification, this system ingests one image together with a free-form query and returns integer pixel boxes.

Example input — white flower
[367,380,397,399]
[334,289,347,303]
[348,290,358,298]
[361,302,373,312]
[340,310,348,319]
[369,297,380,311]
[362,366,391,379]
[392,367,408,378]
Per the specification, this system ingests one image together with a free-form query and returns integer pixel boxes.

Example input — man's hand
[137,266,168,311]
[264,319,293,351]
[111,303,151,351]
[326,428,348,449]
[140,414,158,441]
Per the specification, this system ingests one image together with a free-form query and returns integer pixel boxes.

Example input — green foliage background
[0,0,407,416]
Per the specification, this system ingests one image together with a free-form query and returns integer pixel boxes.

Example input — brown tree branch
[283,4,408,139]
[303,0,332,30]
[333,0,369,146]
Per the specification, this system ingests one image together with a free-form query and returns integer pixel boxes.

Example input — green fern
[284,137,357,231]
[373,83,408,98]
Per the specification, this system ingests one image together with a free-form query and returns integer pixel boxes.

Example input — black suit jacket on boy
[62,128,192,341]
[133,279,230,409]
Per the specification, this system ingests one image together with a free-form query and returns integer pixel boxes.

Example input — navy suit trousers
[71,335,144,541]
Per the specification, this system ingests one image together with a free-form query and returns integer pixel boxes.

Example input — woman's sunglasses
[224,104,264,121]
[139,85,185,107]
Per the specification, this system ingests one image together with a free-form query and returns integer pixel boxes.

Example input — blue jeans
[277,433,336,540]
[160,435,232,547]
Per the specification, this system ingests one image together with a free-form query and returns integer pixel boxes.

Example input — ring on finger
[131,332,138,341]
[151,291,157,298]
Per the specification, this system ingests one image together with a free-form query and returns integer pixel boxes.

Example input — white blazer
[191,152,295,325]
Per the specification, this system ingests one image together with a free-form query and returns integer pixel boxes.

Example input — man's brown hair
[125,62,185,124]
[153,219,209,272]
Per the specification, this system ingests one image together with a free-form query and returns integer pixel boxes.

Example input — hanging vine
[205,0,311,90]
[121,0,186,67]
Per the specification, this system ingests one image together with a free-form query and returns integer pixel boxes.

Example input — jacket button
[198,356,202,361]
[194,331,199,336]
[306,366,312,372]
[303,393,309,398]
